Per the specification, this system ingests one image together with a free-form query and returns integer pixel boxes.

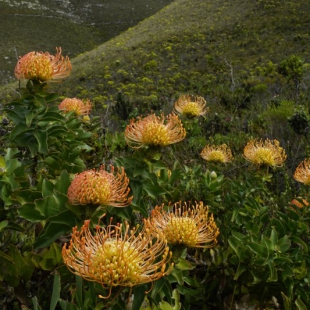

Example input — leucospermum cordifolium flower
[293,158,310,186]
[14,47,72,82]
[200,144,233,163]
[58,98,92,116]
[67,165,133,207]
[149,201,220,248]
[62,219,172,297]
[124,112,186,149]
[174,94,209,117]
[243,138,287,168]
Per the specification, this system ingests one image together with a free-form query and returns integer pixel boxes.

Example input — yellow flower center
[164,217,199,247]
[142,123,170,146]
[182,102,200,117]
[208,150,225,162]
[254,148,275,166]
[92,240,142,286]
[26,54,53,81]
[76,173,111,205]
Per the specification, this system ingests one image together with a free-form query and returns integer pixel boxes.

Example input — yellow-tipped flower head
[14,47,72,82]
[149,201,219,248]
[174,94,209,117]
[58,98,92,116]
[62,219,171,297]
[124,113,186,149]
[243,138,286,168]
[67,165,132,207]
[294,158,310,186]
[200,144,233,163]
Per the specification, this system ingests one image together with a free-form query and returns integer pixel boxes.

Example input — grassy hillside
[1,0,310,132]
[0,0,173,84]
[45,0,310,106]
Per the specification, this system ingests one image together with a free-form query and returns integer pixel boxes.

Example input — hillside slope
[2,0,310,111]
[0,0,173,84]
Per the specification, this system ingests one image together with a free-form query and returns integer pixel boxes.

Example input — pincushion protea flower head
[243,138,286,168]
[149,201,219,248]
[293,158,310,186]
[124,113,186,149]
[62,219,172,297]
[14,47,72,82]
[200,144,233,163]
[67,165,132,207]
[58,98,92,116]
[174,94,209,117]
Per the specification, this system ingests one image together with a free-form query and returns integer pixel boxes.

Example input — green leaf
[32,296,43,310]
[50,272,61,310]
[228,236,243,260]
[40,243,63,271]
[18,203,45,222]
[45,93,62,102]
[175,258,195,271]
[35,196,60,218]
[9,123,31,142]
[48,210,77,227]
[8,245,34,281]
[34,223,70,249]
[41,111,66,122]
[4,149,21,175]
[42,178,55,198]
[295,298,308,310]
[234,263,247,280]
[159,302,174,310]
[143,182,166,199]
[281,292,292,310]
[54,170,71,195]
[247,242,268,258]
[270,228,278,249]
[33,130,48,154]
[266,261,278,282]
[75,275,83,307]
[0,220,8,232]
[25,111,36,127]
[290,236,308,253]
[170,269,184,285]
[132,285,148,310]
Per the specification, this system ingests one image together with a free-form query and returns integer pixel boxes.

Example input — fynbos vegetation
[0,0,310,309]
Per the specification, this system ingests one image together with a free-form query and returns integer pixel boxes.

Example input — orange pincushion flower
[58,98,92,116]
[174,94,209,117]
[294,158,310,186]
[149,201,219,248]
[290,197,309,210]
[124,113,186,149]
[243,138,286,168]
[67,165,132,207]
[200,144,233,163]
[62,219,171,297]
[14,47,72,82]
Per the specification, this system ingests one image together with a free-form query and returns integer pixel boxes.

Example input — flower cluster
[293,158,310,186]
[174,94,209,117]
[124,113,186,149]
[58,98,92,116]
[243,138,287,168]
[149,201,220,248]
[15,47,72,82]
[67,165,132,207]
[62,219,171,297]
[200,144,233,163]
